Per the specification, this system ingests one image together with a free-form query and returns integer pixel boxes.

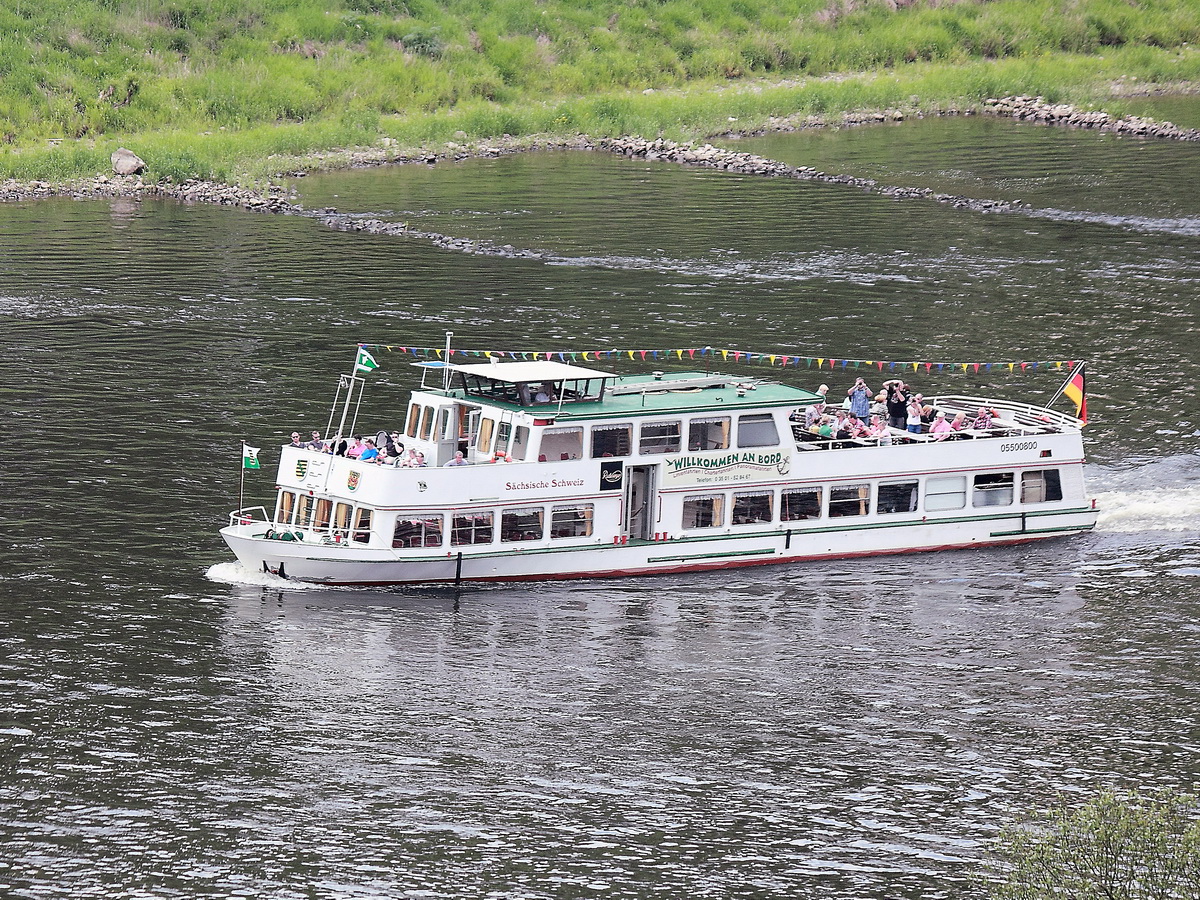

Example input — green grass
[2,0,1199,183]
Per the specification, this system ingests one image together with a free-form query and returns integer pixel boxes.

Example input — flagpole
[239,440,246,514]
[1048,361,1084,407]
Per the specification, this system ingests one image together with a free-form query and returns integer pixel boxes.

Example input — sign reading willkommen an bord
[661,450,791,487]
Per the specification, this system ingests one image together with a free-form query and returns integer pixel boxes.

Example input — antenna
[443,331,453,392]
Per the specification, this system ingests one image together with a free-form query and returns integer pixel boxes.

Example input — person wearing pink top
[930,411,953,440]
[346,437,365,458]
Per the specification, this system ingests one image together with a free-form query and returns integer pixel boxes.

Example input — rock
[111,148,145,175]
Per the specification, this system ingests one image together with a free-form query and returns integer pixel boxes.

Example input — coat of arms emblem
[347,470,361,492]
[295,460,308,479]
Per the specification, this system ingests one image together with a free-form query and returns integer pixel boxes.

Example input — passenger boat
[220,354,1098,585]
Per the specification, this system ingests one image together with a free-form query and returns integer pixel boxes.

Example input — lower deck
[222,455,1097,584]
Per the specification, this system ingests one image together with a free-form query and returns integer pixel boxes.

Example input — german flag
[1062,364,1087,424]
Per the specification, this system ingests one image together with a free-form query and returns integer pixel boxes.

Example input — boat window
[737,414,779,448]
[313,498,333,530]
[459,373,523,405]
[925,476,967,511]
[510,425,530,461]
[452,512,494,546]
[689,416,730,451]
[406,402,420,439]
[501,507,545,542]
[561,378,605,402]
[682,494,724,529]
[438,407,453,441]
[419,406,435,441]
[877,481,919,515]
[276,490,296,524]
[639,421,681,455]
[591,423,632,458]
[973,472,1014,507]
[732,491,773,525]
[393,514,444,548]
[551,505,594,538]
[1021,469,1063,503]
[352,508,373,544]
[828,484,870,518]
[541,426,583,461]
[496,421,512,454]
[477,418,495,455]
[781,488,822,521]
[295,494,313,527]
[333,502,353,537]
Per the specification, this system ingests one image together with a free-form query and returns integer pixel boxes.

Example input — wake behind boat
[221,347,1097,586]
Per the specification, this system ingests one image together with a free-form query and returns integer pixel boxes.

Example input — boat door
[433,404,458,465]
[494,410,516,459]
[623,465,656,541]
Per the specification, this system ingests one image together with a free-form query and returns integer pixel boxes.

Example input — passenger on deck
[306,430,325,450]
[930,411,953,440]
[869,415,893,445]
[817,416,834,439]
[289,432,304,449]
[845,414,868,438]
[906,398,924,434]
[915,394,934,423]
[972,407,994,429]
[846,377,872,420]
[804,400,826,429]
[359,439,380,462]
[884,380,913,430]
[444,451,468,467]
[413,451,428,468]
[871,392,887,418]
[950,412,968,432]
[347,437,365,458]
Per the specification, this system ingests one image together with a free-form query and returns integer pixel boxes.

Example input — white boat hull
[221,504,1097,585]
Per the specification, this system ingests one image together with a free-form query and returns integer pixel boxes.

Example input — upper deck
[419,360,823,420]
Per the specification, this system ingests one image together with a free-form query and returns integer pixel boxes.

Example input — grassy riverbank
[4,0,1200,184]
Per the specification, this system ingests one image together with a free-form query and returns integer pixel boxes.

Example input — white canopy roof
[437,360,613,383]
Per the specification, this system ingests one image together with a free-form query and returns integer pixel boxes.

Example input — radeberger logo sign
[663,450,790,486]
[600,460,624,491]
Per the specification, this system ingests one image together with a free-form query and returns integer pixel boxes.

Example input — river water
[2,112,1199,899]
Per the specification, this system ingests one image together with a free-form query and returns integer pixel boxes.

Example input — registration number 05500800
[1000,440,1038,453]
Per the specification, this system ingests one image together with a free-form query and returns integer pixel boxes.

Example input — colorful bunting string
[357,343,1079,374]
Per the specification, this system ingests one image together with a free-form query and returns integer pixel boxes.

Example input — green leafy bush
[988,789,1200,900]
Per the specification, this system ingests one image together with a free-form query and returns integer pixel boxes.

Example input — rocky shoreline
[1,94,1195,254]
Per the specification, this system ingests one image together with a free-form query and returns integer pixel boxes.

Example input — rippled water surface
[3,105,1200,899]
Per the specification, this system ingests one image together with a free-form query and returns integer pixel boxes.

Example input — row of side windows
[681,470,1064,529]
[277,493,374,543]
[276,492,595,548]
[391,504,594,548]
[552,413,781,461]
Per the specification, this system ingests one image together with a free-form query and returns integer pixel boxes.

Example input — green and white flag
[242,444,261,470]
[355,346,379,374]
